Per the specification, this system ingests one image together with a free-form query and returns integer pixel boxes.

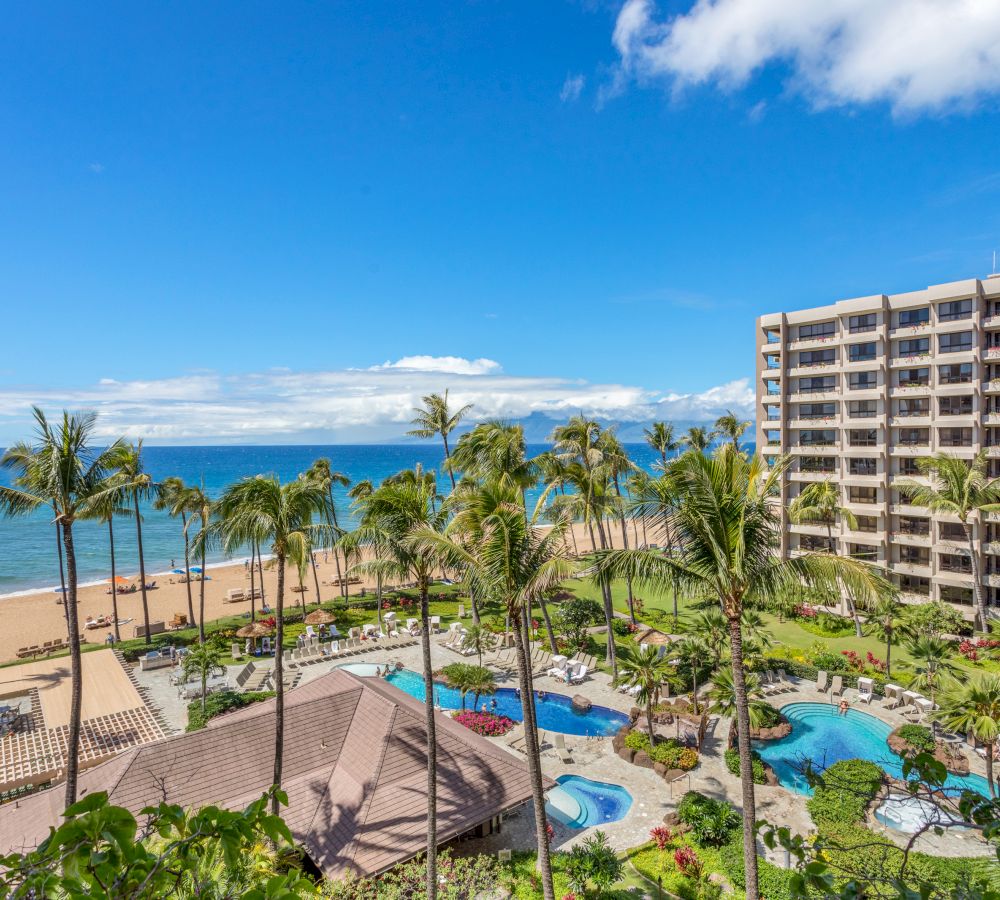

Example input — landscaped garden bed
[887,724,969,775]
[611,726,699,781]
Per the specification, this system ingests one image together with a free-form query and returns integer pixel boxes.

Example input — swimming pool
[754,702,991,797]
[545,775,633,828]
[347,666,630,736]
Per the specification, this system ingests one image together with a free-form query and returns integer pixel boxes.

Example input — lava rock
[617,746,635,763]
[572,694,592,713]
[633,750,655,769]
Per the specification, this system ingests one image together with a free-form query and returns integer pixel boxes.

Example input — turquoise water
[545,775,633,829]
[755,702,992,797]
[0,442,665,595]
[381,668,631,736]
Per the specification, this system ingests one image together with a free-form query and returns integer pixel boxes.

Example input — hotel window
[939,427,972,447]
[899,545,929,565]
[800,402,836,420]
[940,552,972,574]
[848,342,877,363]
[799,430,836,447]
[764,430,781,446]
[849,429,877,447]
[849,371,877,390]
[801,456,836,474]
[849,543,879,562]
[799,376,836,394]
[848,399,877,418]
[896,398,929,417]
[940,522,967,541]
[766,407,781,421]
[899,337,930,356]
[939,362,972,384]
[849,313,877,333]
[940,585,974,605]
[766,381,781,395]
[898,458,920,476]
[939,395,973,416]
[896,427,929,446]
[855,515,878,532]
[799,321,836,340]
[899,307,929,327]
[938,299,972,322]
[898,574,930,595]
[765,354,780,369]
[849,486,878,504]
[898,516,929,536]
[897,367,929,387]
[849,458,877,476]
[765,330,781,344]
[939,331,973,353]
[801,534,834,552]
[800,348,836,367]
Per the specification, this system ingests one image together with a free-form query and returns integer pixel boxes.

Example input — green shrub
[186,690,274,731]
[676,792,740,848]
[624,731,651,753]
[724,747,767,784]
[611,618,634,637]
[806,759,883,827]
[799,612,854,638]
[719,838,793,900]
[624,731,699,770]
[754,704,783,729]
[895,724,935,755]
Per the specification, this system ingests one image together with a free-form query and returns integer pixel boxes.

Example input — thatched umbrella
[304,609,336,625]
[236,620,274,654]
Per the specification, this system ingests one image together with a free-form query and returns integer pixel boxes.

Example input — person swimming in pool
[490,698,497,713]
[839,699,849,715]
[537,690,546,700]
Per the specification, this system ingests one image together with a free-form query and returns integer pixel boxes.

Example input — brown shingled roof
[0,669,542,879]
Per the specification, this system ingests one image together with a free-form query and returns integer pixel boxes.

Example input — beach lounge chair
[569,664,588,684]
[305,625,317,640]
[554,733,573,763]
[776,668,795,688]
[547,658,569,679]
[830,675,844,697]
[759,671,780,696]
[231,642,243,660]
[816,670,829,693]
[856,677,875,704]
[429,615,441,633]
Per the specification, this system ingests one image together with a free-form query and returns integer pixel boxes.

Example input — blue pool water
[545,775,633,828]
[378,668,631,736]
[755,702,992,797]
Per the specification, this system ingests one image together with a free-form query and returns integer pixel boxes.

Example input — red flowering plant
[451,711,516,737]
[258,616,276,629]
[794,604,818,618]
[673,846,702,878]
[650,826,674,850]
[841,649,865,673]
[865,651,886,673]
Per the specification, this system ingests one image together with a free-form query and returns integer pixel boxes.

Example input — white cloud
[370,355,501,376]
[0,358,754,444]
[88,162,104,174]
[610,0,1000,114]
[560,73,586,102]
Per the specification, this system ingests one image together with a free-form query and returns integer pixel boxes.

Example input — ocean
[0,442,679,596]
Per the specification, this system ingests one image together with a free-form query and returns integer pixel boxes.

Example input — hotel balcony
[788,417,841,428]
[788,522,832,536]
[984,413,1000,426]
[889,353,932,369]
[789,444,839,455]
[761,393,782,405]
[986,447,1000,458]
[936,570,975,587]
[890,531,931,547]
[984,541,1000,555]
[983,381,1000,395]
[984,346,1000,362]
[892,561,932,577]
[890,502,926,516]
[888,384,930,399]
[843,528,885,543]
[889,415,931,427]
[983,574,1000,588]
[983,315,1000,331]
[787,336,840,352]
[787,365,839,378]
[788,390,840,402]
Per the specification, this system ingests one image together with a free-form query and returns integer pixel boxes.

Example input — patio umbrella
[235,621,274,639]
[304,609,336,625]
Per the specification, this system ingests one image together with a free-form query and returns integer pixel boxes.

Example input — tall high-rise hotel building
[756,275,1000,616]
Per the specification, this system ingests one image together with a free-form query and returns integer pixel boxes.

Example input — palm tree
[897,451,1000,631]
[617,643,673,744]
[866,596,904,677]
[590,446,893,900]
[408,390,473,490]
[442,663,495,711]
[906,635,957,705]
[306,459,350,598]
[714,410,751,453]
[707,666,772,728]
[598,430,639,624]
[644,421,678,472]
[182,642,225,715]
[216,475,325,815]
[187,485,213,643]
[937,675,1000,797]
[463,623,489,668]
[340,476,448,900]
[155,476,197,631]
[689,608,728,668]
[82,479,130,642]
[680,426,716,454]
[789,480,864,635]
[0,408,125,805]
[410,483,577,900]
[116,442,155,644]
[673,635,710,714]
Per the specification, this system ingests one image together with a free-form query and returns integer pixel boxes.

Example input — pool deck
[135,637,995,863]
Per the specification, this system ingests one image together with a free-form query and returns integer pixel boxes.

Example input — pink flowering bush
[959,638,999,661]
[794,604,818,618]
[452,710,516,737]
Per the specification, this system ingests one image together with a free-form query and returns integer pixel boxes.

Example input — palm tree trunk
[108,518,121,641]
[512,614,555,900]
[538,594,558,653]
[613,476,637,624]
[181,512,195,631]
[61,521,83,807]
[55,516,69,629]
[310,547,322,605]
[988,741,997,798]
[272,554,286,816]
[967,523,988,632]
[249,543,257,623]
[418,577,438,900]
[298,567,307,616]
[133,494,151,645]
[199,535,207,643]
[470,584,480,625]
[692,663,699,715]
[257,550,266,608]
[646,695,655,745]
[201,670,207,714]
[726,610,760,900]
[885,628,892,677]
[327,494,346,599]
[443,433,456,490]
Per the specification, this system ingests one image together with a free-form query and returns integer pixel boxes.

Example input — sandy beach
[0,521,640,664]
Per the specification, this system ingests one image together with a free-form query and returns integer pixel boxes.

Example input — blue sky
[2,0,1000,443]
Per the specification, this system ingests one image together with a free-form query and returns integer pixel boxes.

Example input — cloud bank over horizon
[609,0,1000,114]
[0,355,754,444]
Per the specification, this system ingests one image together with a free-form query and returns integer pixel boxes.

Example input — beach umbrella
[190,566,204,574]
[304,609,336,625]
[53,587,67,593]
[107,575,131,584]
[171,568,186,575]
[236,621,274,638]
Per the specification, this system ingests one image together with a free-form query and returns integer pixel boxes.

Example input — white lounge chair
[856,677,875,704]
[569,664,588,684]
[816,670,829,693]
[830,675,844,697]
[554,733,573,763]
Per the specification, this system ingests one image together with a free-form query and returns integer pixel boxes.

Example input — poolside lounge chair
[759,671,781,696]
[856,677,875,704]
[776,668,795,688]
[231,642,243,660]
[547,658,569,679]
[830,675,844,697]
[305,625,317,640]
[568,664,588,685]
[554,733,573,763]
[816,670,829,693]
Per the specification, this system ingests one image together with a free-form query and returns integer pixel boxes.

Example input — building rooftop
[0,668,539,879]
